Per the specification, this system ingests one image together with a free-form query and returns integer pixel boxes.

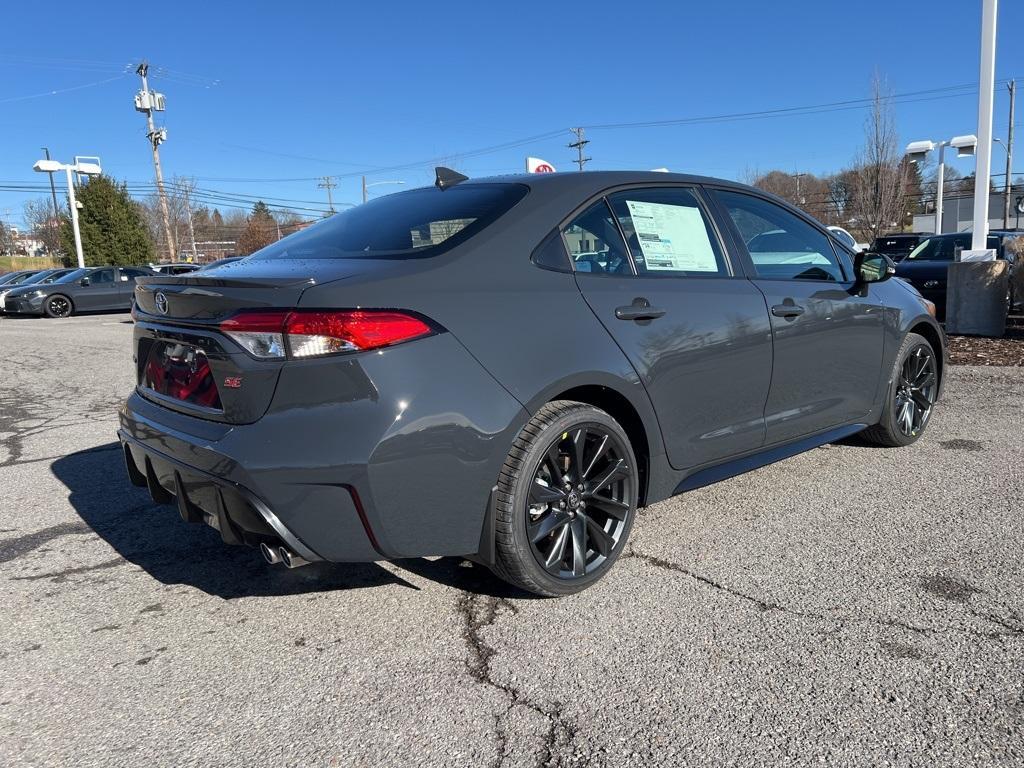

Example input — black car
[0,269,45,288]
[894,231,1021,316]
[120,170,944,597]
[872,233,927,262]
[3,265,156,317]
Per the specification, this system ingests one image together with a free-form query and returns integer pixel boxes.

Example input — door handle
[771,303,805,319]
[615,298,666,321]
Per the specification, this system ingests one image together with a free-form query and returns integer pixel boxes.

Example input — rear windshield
[250,183,528,260]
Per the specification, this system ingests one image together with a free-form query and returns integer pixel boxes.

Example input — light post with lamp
[32,157,102,269]
[361,177,405,204]
[905,135,976,234]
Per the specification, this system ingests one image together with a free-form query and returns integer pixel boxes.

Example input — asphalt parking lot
[1,313,1022,768]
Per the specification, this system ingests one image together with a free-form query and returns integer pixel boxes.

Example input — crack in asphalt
[626,548,1024,641]
[456,593,577,768]
[0,522,93,565]
[11,557,126,583]
[626,549,786,614]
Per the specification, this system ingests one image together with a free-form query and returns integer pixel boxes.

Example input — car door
[569,187,773,470]
[710,188,886,445]
[75,268,120,311]
[117,268,151,309]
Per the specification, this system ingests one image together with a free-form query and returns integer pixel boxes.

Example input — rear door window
[90,269,115,284]
[562,201,634,276]
[249,183,528,260]
[606,188,728,277]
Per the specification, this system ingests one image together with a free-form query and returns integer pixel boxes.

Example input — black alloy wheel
[526,425,633,578]
[893,344,938,438]
[492,400,638,596]
[45,295,72,318]
[862,332,938,447]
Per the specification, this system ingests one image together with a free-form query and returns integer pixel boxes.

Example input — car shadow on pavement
[51,442,528,600]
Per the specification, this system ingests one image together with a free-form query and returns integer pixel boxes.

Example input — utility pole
[568,128,590,172]
[182,182,199,261]
[135,62,176,261]
[41,147,60,221]
[318,176,337,213]
[1003,79,1015,229]
[793,172,807,205]
[362,175,367,204]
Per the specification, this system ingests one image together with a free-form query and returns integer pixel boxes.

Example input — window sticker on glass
[624,200,718,272]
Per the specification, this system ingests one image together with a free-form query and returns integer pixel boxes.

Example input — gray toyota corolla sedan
[4,265,156,317]
[120,170,944,596]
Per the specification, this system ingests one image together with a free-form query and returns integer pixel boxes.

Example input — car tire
[491,400,638,597]
[861,332,939,448]
[44,295,74,318]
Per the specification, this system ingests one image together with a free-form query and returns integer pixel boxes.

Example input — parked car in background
[195,256,245,270]
[826,226,867,252]
[0,269,45,288]
[3,265,156,317]
[894,231,1020,318]
[152,263,202,275]
[121,170,944,597]
[872,233,927,262]
[0,268,77,311]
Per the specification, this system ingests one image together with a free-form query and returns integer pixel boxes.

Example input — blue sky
[1,0,1022,226]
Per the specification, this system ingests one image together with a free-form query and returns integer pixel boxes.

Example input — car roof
[465,170,750,195]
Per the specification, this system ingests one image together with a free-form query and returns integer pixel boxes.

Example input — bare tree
[848,75,907,241]
[22,198,65,256]
[750,170,834,223]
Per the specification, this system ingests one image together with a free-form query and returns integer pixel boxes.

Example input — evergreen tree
[237,200,278,255]
[59,176,155,265]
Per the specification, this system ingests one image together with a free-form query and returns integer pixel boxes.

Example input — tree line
[15,176,310,266]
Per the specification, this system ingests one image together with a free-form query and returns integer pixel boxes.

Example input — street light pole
[63,166,84,268]
[934,142,946,235]
[362,179,405,204]
[1003,79,1015,230]
[33,157,101,269]
[970,0,998,253]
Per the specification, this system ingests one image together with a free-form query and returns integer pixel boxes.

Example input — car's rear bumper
[118,394,379,562]
[120,430,331,562]
[117,332,530,563]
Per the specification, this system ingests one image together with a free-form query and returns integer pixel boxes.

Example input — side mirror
[854,252,895,284]
[80,276,91,287]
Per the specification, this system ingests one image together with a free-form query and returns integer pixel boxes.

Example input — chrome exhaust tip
[260,542,282,565]
[278,546,310,569]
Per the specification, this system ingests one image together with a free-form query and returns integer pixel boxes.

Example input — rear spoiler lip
[135,274,317,290]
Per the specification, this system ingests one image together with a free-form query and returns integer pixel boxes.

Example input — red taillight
[219,309,433,360]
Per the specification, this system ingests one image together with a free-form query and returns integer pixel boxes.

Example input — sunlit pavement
[2,313,1022,767]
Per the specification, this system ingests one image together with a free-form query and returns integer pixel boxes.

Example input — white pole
[65,166,85,268]
[971,0,998,252]
[935,142,946,234]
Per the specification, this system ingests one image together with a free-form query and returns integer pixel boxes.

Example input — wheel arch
[543,383,654,506]
[908,320,945,390]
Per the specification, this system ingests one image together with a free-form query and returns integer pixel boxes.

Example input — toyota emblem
[154,291,169,315]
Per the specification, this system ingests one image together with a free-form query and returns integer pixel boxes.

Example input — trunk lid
[132,258,377,424]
